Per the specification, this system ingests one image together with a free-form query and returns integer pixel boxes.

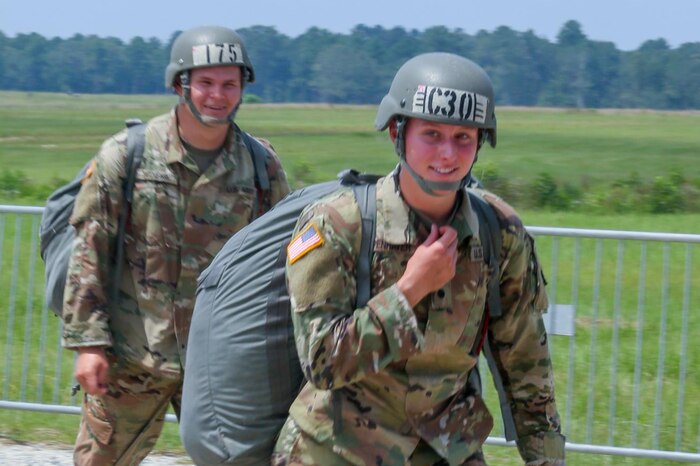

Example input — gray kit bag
[39,120,146,316]
[180,170,379,465]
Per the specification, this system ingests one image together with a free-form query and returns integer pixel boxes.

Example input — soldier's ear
[172,76,183,96]
[388,120,398,142]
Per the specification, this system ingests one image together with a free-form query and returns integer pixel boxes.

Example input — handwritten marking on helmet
[412,84,488,124]
[192,43,244,66]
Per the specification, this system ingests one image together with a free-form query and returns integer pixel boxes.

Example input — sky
[1,0,698,51]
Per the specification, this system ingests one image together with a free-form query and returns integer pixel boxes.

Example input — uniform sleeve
[61,132,127,349]
[286,195,424,390]
[255,137,290,209]
[485,197,566,465]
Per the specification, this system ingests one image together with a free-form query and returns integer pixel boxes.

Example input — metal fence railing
[1,205,699,462]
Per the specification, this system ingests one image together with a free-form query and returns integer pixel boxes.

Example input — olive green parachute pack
[180,173,516,465]
[39,120,272,317]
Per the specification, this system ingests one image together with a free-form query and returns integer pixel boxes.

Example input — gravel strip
[0,440,194,465]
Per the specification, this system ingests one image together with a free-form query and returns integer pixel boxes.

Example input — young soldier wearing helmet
[62,25,290,465]
[273,53,565,465]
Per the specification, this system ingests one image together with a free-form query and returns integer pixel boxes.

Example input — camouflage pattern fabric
[62,109,290,378]
[74,352,181,466]
[272,417,488,466]
[275,174,565,465]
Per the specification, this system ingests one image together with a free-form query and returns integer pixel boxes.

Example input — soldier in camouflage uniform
[273,53,565,465]
[61,26,290,465]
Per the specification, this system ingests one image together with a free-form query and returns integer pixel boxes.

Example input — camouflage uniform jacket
[62,110,290,378]
[285,174,564,465]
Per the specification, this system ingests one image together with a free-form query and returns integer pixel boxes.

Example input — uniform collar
[165,107,189,165]
[375,170,479,246]
[163,108,241,183]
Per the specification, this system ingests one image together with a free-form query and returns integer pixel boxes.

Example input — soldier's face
[186,66,242,120]
[403,118,479,187]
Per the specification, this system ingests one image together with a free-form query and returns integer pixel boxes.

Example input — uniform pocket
[83,394,115,446]
[198,186,256,257]
[131,174,181,247]
[130,178,181,288]
[417,392,493,465]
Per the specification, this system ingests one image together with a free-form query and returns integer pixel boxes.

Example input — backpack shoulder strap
[123,121,146,202]
[330,180,376,435]
[351,182,377,308]
[467,189,517,441]
[111,120,146,303]
[240,130,271,192]
[467,190,502,318]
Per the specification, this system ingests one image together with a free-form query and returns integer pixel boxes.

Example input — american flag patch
[82,159,96,184]
[287,223,324,264]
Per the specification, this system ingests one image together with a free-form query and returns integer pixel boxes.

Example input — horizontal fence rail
[1,205,699,462]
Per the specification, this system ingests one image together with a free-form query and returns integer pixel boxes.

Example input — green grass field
[2,91,700,194]
[1,92,699,465]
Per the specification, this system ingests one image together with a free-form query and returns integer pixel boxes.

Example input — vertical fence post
[675,244,692,451]
[653,244,671,450]
[631,242,647,447]
[20,219,40,400]
[608,240,624,444]
[585,239,603,443]
[3,216,23,400]
[564,238,580,437]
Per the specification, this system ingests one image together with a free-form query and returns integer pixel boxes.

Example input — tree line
[1,20,699,109]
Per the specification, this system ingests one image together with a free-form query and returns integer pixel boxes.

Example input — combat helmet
[165,26,255,125]
[375,52,497,194]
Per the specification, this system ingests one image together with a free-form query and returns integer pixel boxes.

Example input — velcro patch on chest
[287,223,324,265]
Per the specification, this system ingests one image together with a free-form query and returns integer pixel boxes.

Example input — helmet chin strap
[180,71,241,126]
[394,117,470,196]
[398,159,467,195]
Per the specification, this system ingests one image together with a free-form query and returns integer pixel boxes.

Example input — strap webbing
[352,183,377,307]
[468,191,502,318]
[332,181,377,435]
[240,130,271,191]
[467,190,517,441]
[111,122,145,304]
